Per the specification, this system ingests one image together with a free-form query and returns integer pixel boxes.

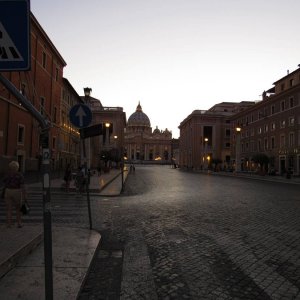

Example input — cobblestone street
[79,165,300,299]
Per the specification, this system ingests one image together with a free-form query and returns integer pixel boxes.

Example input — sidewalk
[0,168,128,299]
[197,169,300,185]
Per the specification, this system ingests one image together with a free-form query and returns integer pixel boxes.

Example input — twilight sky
[31,0,300,138]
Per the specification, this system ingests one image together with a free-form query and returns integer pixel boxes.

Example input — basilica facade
[124,103,172,163]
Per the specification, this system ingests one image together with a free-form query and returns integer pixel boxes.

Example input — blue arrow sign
[69,104,92,128]
[0,0,31,71]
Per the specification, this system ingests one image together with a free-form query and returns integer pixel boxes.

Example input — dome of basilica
[128,102,151,127]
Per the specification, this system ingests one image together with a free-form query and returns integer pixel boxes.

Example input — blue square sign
[0,0,31,71]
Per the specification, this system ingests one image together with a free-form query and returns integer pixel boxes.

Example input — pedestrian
[97,166,101,176]
[75,166,85,194]
[2,161,26,228]
[64,163,72,192]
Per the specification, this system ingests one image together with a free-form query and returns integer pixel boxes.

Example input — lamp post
[105,122,111,148]
[114,135,124,192]
[83,88,92,229]
[83,87,92,169]
[204,137,208,170]
[235,127,241,172]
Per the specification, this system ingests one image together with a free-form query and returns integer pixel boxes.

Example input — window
[290,79,294,87]
[271,122,276,131]
[264,138,268,150]
[271,105,275,115]
[289,117,295,126]
[290,97,294,108]
[42,52,47,68]
[281,101,285,111]
[52,137,56,149]
[40,97,45,116]
[281,83,285,91]
[258,139,261,151]
[271,136,275,149]
[17,125,25,144]
[258,127,262,134]
[225,142,230,148]
[280,120,285,128]
[225,129,230,137]
[264,124,268,133]
[62,112,65,125]
[289,132,294,147]
[246,130,249,138]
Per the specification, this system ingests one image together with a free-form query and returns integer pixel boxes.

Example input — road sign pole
[81,138,92,229]
[40,129,53,300]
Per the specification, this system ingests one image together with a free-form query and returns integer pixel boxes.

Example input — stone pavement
[0,167,128,299]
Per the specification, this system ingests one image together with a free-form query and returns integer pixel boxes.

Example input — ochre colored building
[178,102,255,170]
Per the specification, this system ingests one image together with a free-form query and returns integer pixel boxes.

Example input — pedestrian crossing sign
[0,0,30,71]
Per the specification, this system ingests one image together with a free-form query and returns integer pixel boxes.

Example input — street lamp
[204,137,208,170]
[113,135,124,192]
[105,123,110,147]
[235,126,241,172]
[84,87,92,97]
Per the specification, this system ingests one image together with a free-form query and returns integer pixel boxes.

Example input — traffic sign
[69,103,92,128]
[0,0,31,71]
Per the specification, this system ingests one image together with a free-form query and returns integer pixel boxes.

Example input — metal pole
[40,130,53,300]
[235,128,241,172]
[82,138,92,229]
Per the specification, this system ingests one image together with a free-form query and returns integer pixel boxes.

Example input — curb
[0,231,43,279]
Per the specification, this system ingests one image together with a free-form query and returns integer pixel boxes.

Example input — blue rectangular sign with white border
[0,0,31,71]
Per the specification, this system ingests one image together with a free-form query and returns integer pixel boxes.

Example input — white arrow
[75,106,87,127]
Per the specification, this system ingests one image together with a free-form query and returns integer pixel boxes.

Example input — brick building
[230,66,300,175]
[0,13,66,174]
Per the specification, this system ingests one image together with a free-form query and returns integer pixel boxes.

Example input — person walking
[64,163,72,192]
[3,161,26,228]
[75,166,85,194]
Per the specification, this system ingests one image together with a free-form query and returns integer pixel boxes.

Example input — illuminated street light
[204,137,208,170]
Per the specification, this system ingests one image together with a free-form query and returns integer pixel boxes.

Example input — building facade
[0,13,66,174]
[178,102,255,170]
[124,103,172,163]
[230,67,300,175]
[81,95,127,169]
[58,78,83,170]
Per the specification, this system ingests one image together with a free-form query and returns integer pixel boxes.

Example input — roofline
[63,78,83,102]
[31,12,67,66]
[273,66,300,85]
